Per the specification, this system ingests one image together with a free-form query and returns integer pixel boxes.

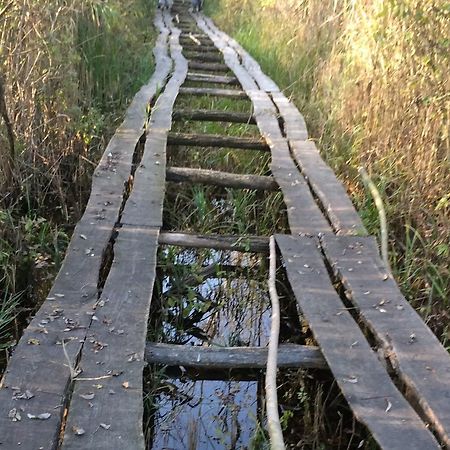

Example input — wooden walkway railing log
[1,2,449,449]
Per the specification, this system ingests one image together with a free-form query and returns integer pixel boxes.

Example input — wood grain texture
[179,86,247,98]
[146,343,327,369]
[158,231,270,253]
[166,166,278,191]
[276,234,440,450]
[167,132,269,150]
[172,108,255,124]
[321,234,450,447]
[0,10,173,449]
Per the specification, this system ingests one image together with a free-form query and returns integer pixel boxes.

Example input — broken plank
[320,234,450,447]
[172,108,255,124]
[276,234,440,450]
[167,132,269,150]
[166,166,278,191]
[179,86,247,98]
[158,231,269,253]
[146,343,327,369]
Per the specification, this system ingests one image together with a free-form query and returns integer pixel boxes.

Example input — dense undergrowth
[0,0,156,359]
[207,0,450,344]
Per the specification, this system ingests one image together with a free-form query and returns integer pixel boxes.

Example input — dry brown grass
[209,0,450,339]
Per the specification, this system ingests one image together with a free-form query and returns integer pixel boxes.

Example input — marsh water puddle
[146,248,269,448]
[149,378,260,449]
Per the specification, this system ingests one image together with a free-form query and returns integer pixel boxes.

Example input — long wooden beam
[145,343,327,370]
[172,108,255,124]
[167,132,269,150]
[158,231,270,253]
[179,86,247,98]
[166,166,278,191]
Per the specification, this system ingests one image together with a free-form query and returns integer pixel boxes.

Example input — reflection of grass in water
[150,247,270,346]
[147,377,261,449]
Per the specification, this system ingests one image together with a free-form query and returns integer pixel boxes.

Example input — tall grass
[208,0,450,340]
[0,0,156,362]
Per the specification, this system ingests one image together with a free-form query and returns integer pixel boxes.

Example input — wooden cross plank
[321,234,450,447]
[167,132,269,150]
[187,61,230,72]
[166,166,278,191]
[158,231,269,253]
[179,86,247,98]
[146,343,327,369]
[276,234,440,450]
[186,72,239,85]
[172,108,255,124]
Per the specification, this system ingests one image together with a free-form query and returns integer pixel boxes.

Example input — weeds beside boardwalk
[0,0,156,366]
[208,0,449,343]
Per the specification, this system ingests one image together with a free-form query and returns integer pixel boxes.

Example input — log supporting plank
[276,235,440,450]
[184,52,224,63]
[59,11,188,450]
[194,14,331,235]
[320,234,450,447]
[158,231,270,253]
[172,108,255,124]
[186,72,240,85]
[146,343,327,369]
[167,132,269,151]
[166,166,278,191]
[188,61,230,72]
[179,86,247,98]
[0,10,173,450]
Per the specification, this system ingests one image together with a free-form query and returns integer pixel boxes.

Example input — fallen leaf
[27,338,40,345]
[14,390,35,400]
[122,381,129,389]
[79,393,95,401]
[27,412,51,420]
[385,399,392,413]
[100,423,111,430]
[72,426,85,436]
[8,408,21,422]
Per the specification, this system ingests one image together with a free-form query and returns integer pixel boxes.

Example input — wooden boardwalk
[1,2,449,449]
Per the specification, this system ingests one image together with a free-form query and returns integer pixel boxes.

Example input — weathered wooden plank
[270,91,308,140]
[276,235,440,450]
[60,11,189,449]
[179,86,247,98]
[186,72,239,85]
[290,140,367,235]
[167,132,269,150]
[193,14,331,235]
[60,227,159,450]
[321,234,450,447]
[0,10,173,449]
[166,166,278,191]
[187,61,229,72]
[146,343,327,369]
[202,17,280,92]
[172,108,255,124]
[182,44,218,52]
[158,231,269,253]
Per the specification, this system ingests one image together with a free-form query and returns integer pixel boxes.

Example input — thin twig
[358,166,391,274]
[266,236,285,450]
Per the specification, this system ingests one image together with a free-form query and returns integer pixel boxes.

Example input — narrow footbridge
[1,2,449,449]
